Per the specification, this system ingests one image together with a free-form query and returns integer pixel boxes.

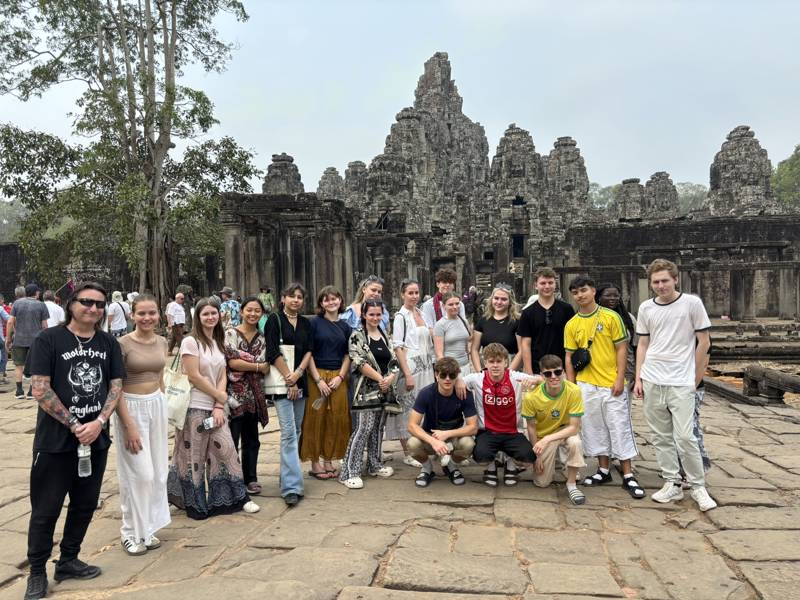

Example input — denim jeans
[0,342,6,376]
[274,395,305,497]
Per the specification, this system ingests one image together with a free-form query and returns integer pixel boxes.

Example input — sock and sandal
[483,457,523,487]
[583,467,645,499]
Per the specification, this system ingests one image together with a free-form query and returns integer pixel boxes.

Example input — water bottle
[77,444,92,478]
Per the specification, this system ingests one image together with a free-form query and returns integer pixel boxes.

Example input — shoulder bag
[571,314,599,372]
[263,313,295,396]
[164,352,192,429]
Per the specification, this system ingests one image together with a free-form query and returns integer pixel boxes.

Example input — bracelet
[96,414,107,426]
[213,405,224,411]
[314,377,322,384]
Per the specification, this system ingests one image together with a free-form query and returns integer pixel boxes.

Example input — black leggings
[229,411,261,484]
[27,448,108,573]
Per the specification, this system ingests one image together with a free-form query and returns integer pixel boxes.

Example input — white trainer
[341,476,364,489]
[369,466,394,478]
[403,455,422,468]
[651,481,684,503]
[690,487,717,512]
[144,535,161,549]
[243,501,260,513]
[121,536,147,556]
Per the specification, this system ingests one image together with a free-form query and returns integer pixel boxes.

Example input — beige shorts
[532,434,586,487]
[407,435,475,464]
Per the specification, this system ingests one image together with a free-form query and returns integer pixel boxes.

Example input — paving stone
[321,524,403,556]
[616,564,671,600]
[707,530,800,560]
[338,586,510,599]
[636,530,745,600]
[496,482,559,502]
[53,543,163,591]
[599,507,669,532]
[707,506,800,529]
[528,563,622,597]
[517,530,606,566]
[713,459,759,479]
[738,562,800,600]
[396,524,451,553]
[136,545,223,582]
[250,518,335,549]
[454,524,514,555]
[563,507,604,530]
[115,576,322,599]
[0,564,21,588]
[383,548,528,595]
[0,531,26,568]
[225,547,377,599]
[749,418,800,435]
[603,533,642,565]
[736,428,779,445]
[710,487,788,507]
[494,499,564,528]
[762,454,797,470]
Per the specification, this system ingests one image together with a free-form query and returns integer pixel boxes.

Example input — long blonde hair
[351,275,384,305]
[482,286,520,321]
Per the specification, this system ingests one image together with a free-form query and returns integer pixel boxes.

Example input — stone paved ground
[1,369,799,600]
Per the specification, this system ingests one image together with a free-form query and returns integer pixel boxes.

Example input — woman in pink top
[166,298,259,519]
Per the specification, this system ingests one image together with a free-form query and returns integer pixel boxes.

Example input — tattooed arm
[31,375,73,429]
[73,378,122,445]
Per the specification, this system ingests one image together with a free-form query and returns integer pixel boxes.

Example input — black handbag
[571,314,600,372]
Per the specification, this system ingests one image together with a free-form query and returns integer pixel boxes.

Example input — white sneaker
[121,536,147,556]
[651,481,684,503]
[690,487,717,512]
[369,466,394,478]
[144,535,161,549]
[341,476,364,489]
[243,501,260,513]
[403,455,422,468]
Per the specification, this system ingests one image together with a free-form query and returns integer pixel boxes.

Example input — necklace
[71,329,96,351]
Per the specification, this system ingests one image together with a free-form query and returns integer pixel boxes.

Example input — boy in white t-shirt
[634,259,716,512]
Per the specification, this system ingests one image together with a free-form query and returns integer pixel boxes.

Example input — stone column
[223,224,244,295]
[627,271,641,313]
[729,270,744,320]
[778,266,798,320]
[680,270,692,294]
[742,269,756,322]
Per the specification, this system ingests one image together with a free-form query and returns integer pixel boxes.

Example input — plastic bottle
[77,444,92,477]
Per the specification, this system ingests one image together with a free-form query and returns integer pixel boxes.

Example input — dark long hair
[191,297,225,353]
[63,282,108,331]
[595,283,635,339]
[360,298,388,340]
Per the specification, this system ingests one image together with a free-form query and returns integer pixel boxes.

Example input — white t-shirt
[107,301,130,331]
[44,301,65,328]
[180,336,225,410]
[636,293,711,387]
[166,301,186,325]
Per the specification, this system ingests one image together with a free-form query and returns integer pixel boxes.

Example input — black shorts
[473,430,536,464]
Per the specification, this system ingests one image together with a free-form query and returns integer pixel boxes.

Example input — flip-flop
[246,482,262,494]
[308,470,333,480]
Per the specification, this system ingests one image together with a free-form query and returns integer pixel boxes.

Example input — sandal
[568,487,586,505]
[443,465,465,486]
[622,476,646,499]
[504,466,523,486]
[415,471,435,487]
[482,468,499,487]
[246,482,262,494]
[308,470,333,480]
[583,470,613,486]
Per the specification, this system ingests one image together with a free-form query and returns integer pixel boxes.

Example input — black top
[368,335,391,375]
[265,311,314,394]
[475,315,519,353]
[517,299,575,372]
[412,383,477,434]
[27,325,125,453]
[310,316,351,370]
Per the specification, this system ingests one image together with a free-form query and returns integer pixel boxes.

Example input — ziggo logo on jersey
[484,395,515,406]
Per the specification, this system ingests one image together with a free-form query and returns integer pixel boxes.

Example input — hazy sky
[2,0,798,189]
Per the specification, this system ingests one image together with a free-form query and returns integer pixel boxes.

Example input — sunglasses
[437,372,459,380]
[496,283,513,292]
[365,275,385,286]
[542,368,563,378]
[74,298,106,309]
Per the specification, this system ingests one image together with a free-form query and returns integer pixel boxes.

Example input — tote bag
[164,353,192,429]
[263,313,295,396]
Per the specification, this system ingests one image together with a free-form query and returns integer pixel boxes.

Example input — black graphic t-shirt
[518,300,575,372]
[27,325,125,453]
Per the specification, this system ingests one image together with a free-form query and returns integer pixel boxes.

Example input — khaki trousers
[407,435,475,464]
[532,434,586,487]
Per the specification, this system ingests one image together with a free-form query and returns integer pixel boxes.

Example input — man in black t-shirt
[23,282,124,600]
[407,357,478,487]
[519,267,575,374]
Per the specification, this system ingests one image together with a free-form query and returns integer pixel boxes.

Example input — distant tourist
[519,267,574,374]
[224,296,270,495]
[166,297,260,518]
[433,292,473,375]
[258,286,276,314]
[341,275,390,331]
[462,285,478,320]
[165,292,186,354]
[388,279,434,468]
[264,283,313,506]
[43,290,65,328]
[421,267,466,327]
[114,294,170,555]
[471,284,522,372]
[339,299,397,489]
[24,283,123,599]
[595,283,637,389]
[564,276,644,500]
[302,286,352,479]
[6,284,49,400]
[219,286,241,328]
[634,259,716,511]
[0,293,10,386]
[106,291,131,337]
[407,357,478,487]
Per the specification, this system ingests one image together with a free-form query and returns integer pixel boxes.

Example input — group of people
[14,259,716,600]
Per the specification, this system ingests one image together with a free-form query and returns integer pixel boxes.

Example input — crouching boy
[407,357,478,487]
[522,354,587,505]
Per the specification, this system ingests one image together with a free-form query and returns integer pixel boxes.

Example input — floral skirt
[167,408,249,520]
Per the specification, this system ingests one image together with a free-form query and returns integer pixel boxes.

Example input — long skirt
[167,408,249,520]
[300,368,351,461]
[385,327,435,441]
[113,390,171,542]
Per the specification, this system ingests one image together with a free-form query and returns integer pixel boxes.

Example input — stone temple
[221,52,799,318]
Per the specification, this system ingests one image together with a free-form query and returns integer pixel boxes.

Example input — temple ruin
[221,52,799,319]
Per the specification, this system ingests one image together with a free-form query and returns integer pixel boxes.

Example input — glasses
[75,298,106,309]
[542,369,563,378]
[496,283,513,292]
[437,372,458,380]
[545,309,552,325]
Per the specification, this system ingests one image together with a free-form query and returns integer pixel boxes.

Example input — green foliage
[589,182,620,210]
[772,145,800,208]
[675,182,708,214]
[0,199,26,242]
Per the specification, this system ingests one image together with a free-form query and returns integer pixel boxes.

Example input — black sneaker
[15,388,25,399]
[24,573,48,600]
[283,493,300,507]
[583,469,613,486]
[53,558,102,582]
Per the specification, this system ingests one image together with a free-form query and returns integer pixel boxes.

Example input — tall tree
[772,144,800,209]
[0,0,260,304]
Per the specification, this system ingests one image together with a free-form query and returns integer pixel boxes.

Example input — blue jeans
[274,395,305,497]
[0,343,6,376]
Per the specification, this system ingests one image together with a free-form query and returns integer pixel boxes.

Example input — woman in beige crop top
[112,294,170,556]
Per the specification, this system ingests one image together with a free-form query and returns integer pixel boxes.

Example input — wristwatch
[96,414,107,426]
[68,415,79,431]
